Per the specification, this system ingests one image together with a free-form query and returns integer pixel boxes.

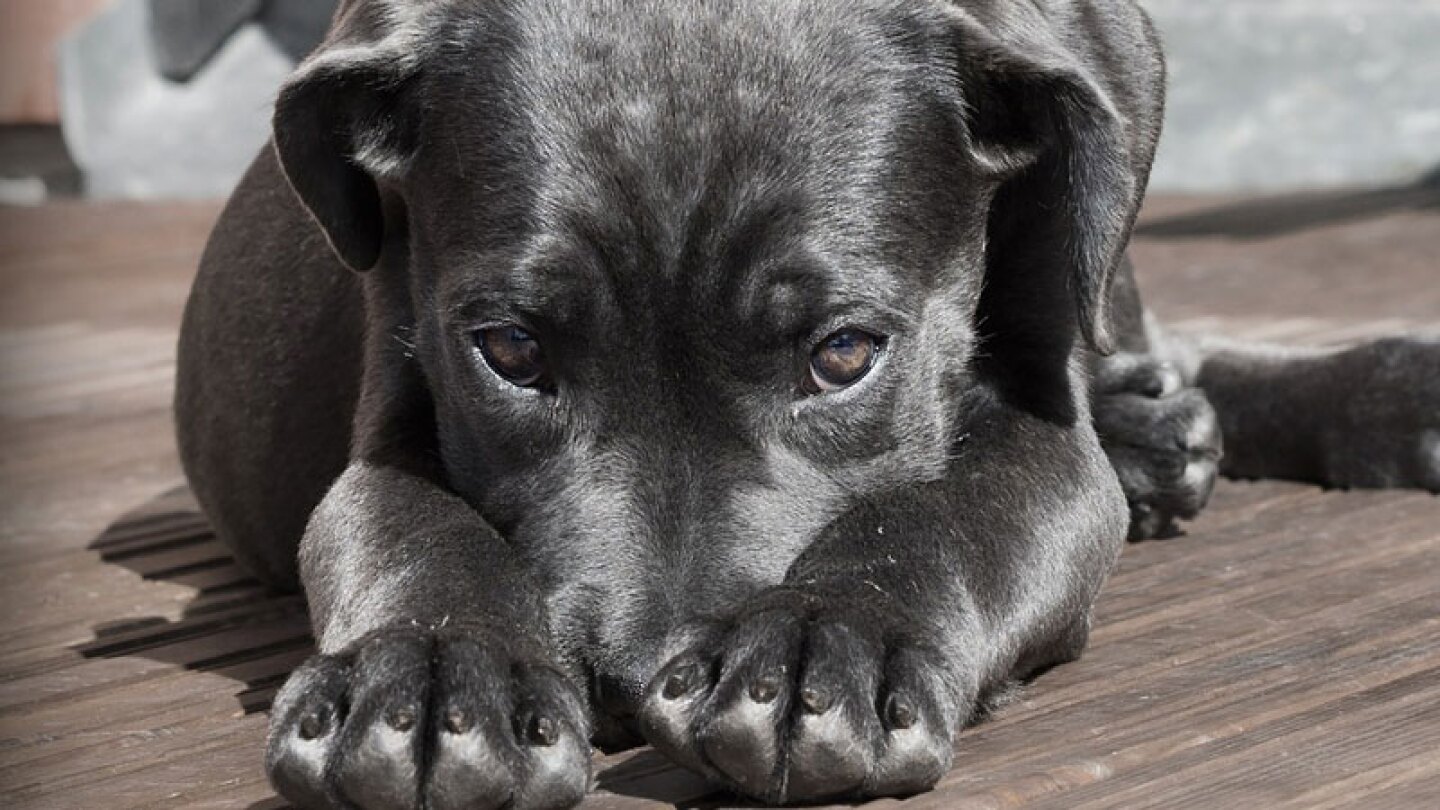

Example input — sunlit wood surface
[2,184,1438,809]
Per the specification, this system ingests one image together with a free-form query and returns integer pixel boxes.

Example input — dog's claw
[298,709,330,740]
[799,686,831,714]
[885,693,916,729]
[661,661,703,699]
[386,706,416,732]
[749,675,780,703]
[444,707,472,735]
[526,715,558,746]
[639,595,958,803]
[266,631,590,810]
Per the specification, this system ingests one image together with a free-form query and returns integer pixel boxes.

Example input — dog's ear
[944,3,1163,355]
[271,2,430,272]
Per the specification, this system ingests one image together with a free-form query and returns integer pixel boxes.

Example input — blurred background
[1,0,1438,203]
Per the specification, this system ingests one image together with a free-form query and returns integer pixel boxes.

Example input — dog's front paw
[266,628,590,810]
[638,589,963,804]
[1093,353,1222,540]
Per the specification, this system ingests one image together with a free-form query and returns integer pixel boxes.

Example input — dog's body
[174,1,1440,807]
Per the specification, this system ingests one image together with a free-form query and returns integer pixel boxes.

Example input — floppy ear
[945,2,1164,355]
[271,2,429,272]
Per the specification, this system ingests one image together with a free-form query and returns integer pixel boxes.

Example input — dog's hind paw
[1310,337,1440,492]
[638,588,962,804]
[265,628,590,810]
[1093,353,1223,541]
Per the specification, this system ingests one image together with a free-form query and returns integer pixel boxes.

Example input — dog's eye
[808,329,880,393]
[475,325,546,387]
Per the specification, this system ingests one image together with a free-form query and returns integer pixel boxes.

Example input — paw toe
[423,639,514,809]
[643,609,959,804]
[268,633,591,810]
[1099,386,1223,540]
[1095,353,1182,398]
[511,669,593,810]
[868,723,950,797]
[267,656,350,809]
[701,696,785,794]
[640,654,717,776]
[334,637,431,810]
[867,648,954,795]
[785,710,872,800]
[514,734,591,810]
[427,723,515,810]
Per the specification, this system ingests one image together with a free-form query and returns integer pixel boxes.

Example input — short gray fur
[171,2,1440,808]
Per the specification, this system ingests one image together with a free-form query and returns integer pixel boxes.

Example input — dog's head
[272,0,1161,726]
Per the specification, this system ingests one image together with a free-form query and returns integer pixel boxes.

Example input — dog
[173,1,1440,807]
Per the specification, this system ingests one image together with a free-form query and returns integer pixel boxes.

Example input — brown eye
[808,329,880,393]
[475,325,546,387]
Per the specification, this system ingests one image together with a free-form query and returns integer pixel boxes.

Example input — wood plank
[1,194,1437,809]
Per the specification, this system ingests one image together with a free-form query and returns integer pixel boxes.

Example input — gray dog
[174,1,1440,807]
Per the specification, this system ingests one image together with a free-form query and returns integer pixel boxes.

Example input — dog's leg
[265,460,592,810]
[264,276,591,810]
[1095,256,1439,509]
[1149,324,1440,491]
[176,150,366,590]
[638,390,1128,803]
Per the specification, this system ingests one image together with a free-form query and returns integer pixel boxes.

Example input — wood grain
[1,187,1437,808]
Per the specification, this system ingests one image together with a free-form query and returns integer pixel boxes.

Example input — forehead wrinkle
[507,0,935,253]
[439,240,620,332]
[433,0,967,348]
[800,234,913,320]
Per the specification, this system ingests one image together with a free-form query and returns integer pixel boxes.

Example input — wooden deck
[2,184,1438,809]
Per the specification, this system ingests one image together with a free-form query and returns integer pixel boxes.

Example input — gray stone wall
[51,0,1440,198]
[1144,0,1440,192]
